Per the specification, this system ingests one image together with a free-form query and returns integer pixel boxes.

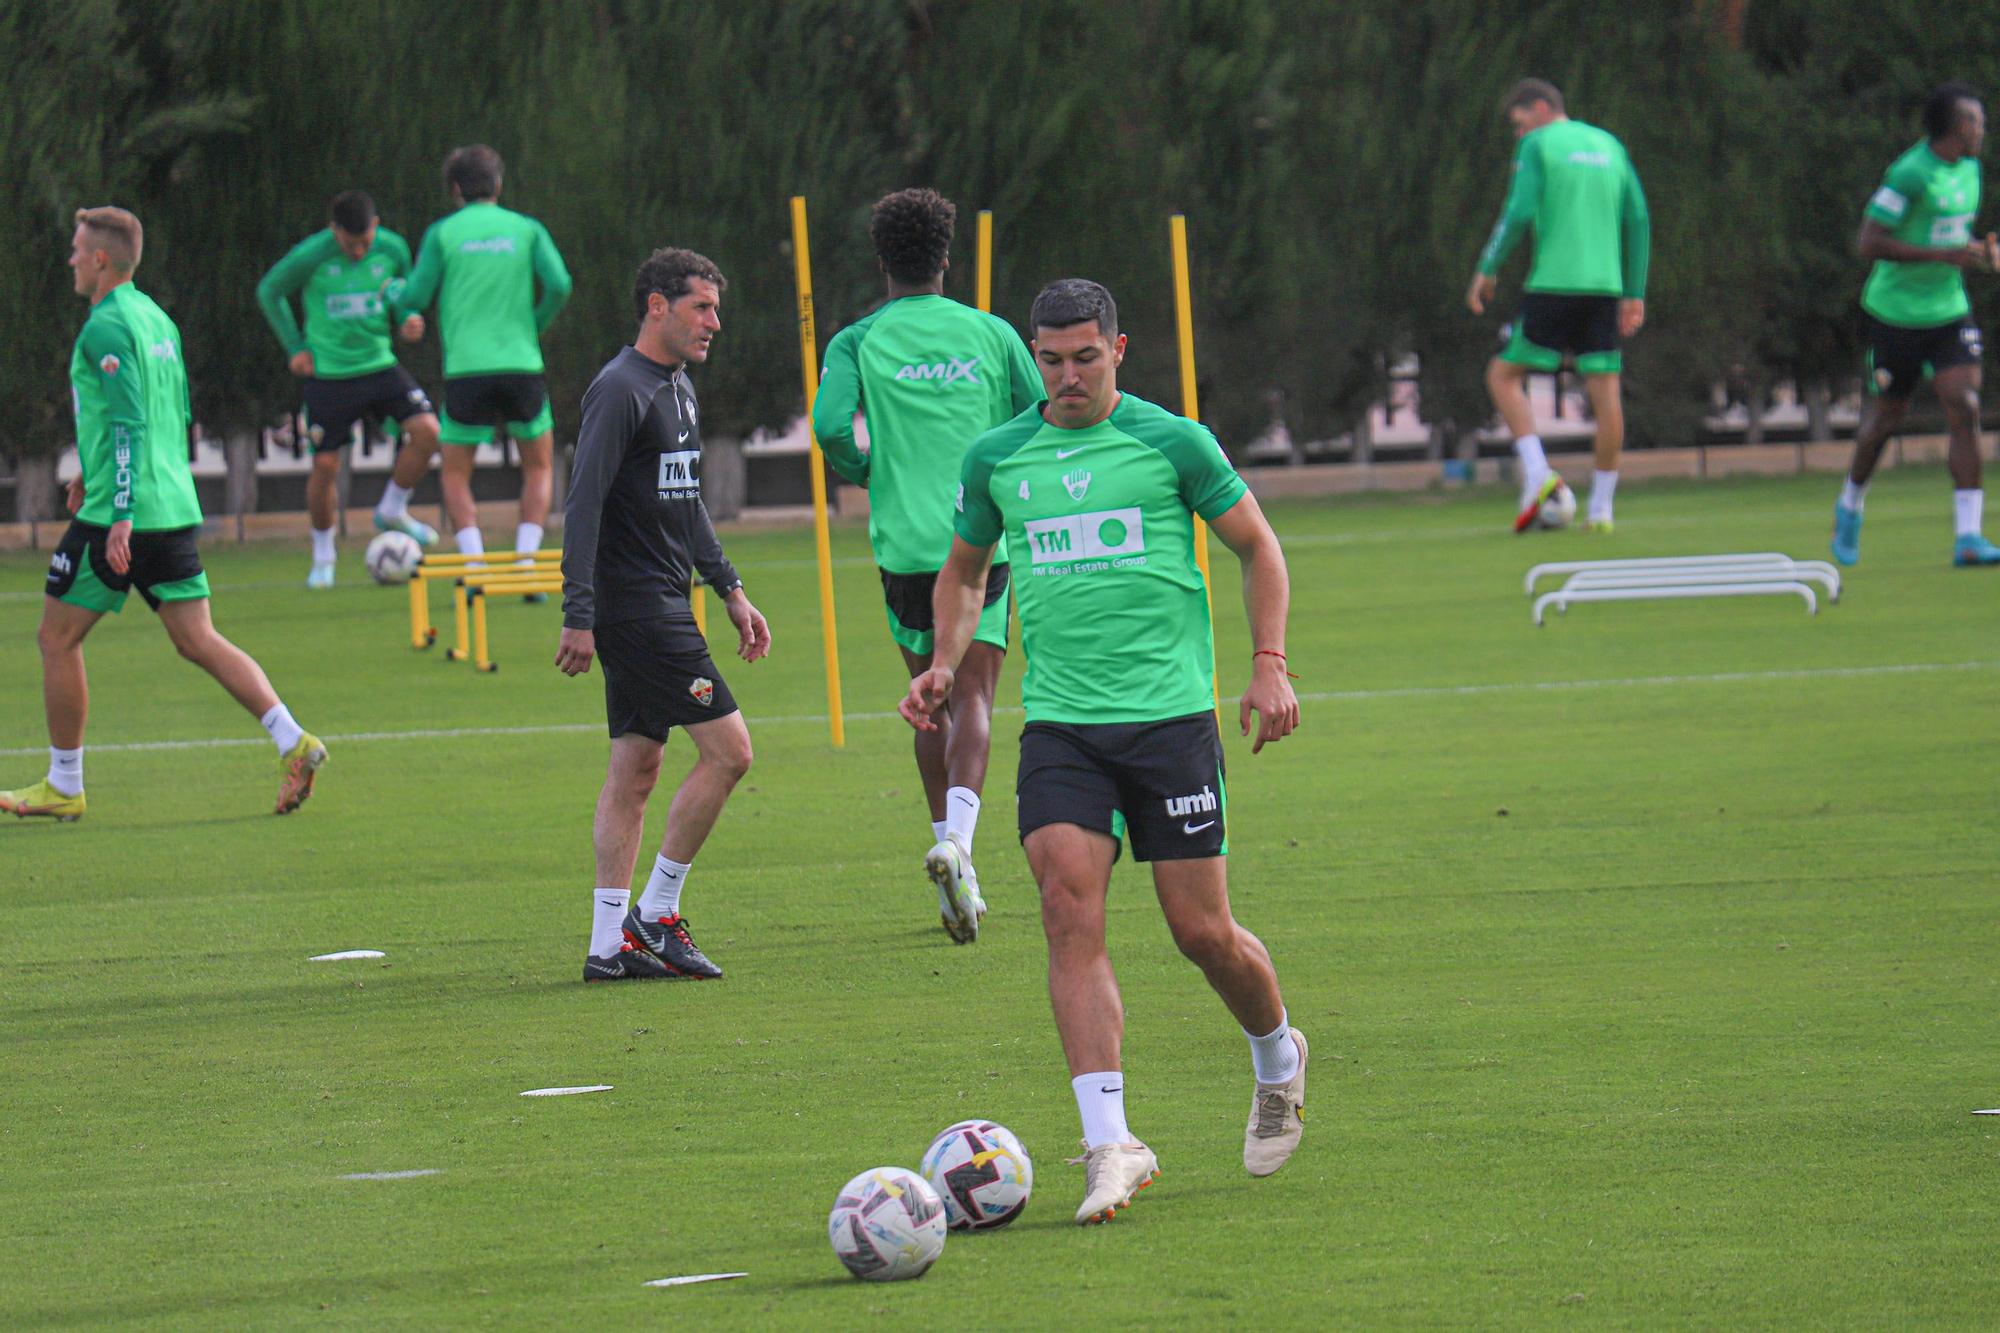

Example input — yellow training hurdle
[420,559,707,673]
[407,550,561,650]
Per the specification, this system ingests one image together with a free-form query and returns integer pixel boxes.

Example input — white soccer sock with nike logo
[590,888,630,957]
[1246,1009,1299,1084]
[1073,1071,1131,1149]
[638,855,690,921]
[945,786,980,855]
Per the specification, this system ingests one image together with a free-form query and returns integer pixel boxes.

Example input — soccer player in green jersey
[388,145,572,563]
[1,208,326,823]
[257,189,445,588]
[1469,78,1650,532]
[812,189,1043,944]
[1832,82,2000,568]
[902,280,1306,1225]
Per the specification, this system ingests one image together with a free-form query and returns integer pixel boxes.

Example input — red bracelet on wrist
[1254,649,1298,679]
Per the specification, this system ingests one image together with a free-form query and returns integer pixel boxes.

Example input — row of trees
[4,0,1999,475]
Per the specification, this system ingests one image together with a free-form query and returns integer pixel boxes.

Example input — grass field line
[0,658,1986,759]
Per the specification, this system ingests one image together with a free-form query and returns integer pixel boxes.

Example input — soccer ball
[365,531,423,584]
[827,1167,947,1281]
[920,1120,1033,1230]
[1538,480,1578,529]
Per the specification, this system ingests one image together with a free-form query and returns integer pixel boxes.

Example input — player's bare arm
[1209,490,1299,754]
[1466,271,1498,314]
[723,587,771,662]
[901,535,992,731]
[555,626,595,676]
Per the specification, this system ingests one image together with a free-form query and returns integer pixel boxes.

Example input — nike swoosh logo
[1183,820,1215,835]
[1098,1085,1122,1094]
[599,900,625,909]
[1055,446,1086,459]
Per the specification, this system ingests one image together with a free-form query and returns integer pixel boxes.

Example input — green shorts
[440,373,553,445]
[881,564,1011,656]
[46,521,210,614]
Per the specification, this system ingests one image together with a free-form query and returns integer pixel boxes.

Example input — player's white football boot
[373,508,439,546]
[306,561,336,590]
[1069,1140,1159,1225]
[1244,1028,1308,1177]
[925,835,986,944]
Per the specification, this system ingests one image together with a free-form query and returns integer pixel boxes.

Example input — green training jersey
[255,227,412,379]
[69,284,203,530]
[388,201,572,377]
[1479,118,1650,298]
[1861,140,1980,328]
[813,294,1042,573]
[955,392,1246,724]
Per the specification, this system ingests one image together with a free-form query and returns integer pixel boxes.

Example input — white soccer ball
[920,1120,1033,1230]
[364,530,423,584]
[827,1166,947,1281]
[1538,480,1578,529]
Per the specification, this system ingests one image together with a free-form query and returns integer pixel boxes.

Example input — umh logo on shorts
[688,677,714,707]
[1165,785,1218,817]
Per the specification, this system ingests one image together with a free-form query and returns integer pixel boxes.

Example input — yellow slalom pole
[790,195,846,748]
[976,210,993,313]
[1169,214,1220,712]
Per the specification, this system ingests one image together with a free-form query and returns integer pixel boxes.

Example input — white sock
[1246,1010,1299,1084]
[47,746,82,795]
[1840,478,1868,513]
[944,786,980,855]
[310,526,337,565]
[590,887,630,957]
[1955,488,1983,538]
[637,855,690,920]
[515,522,544,556]
[931,820,948,845]
[1513,434,1549,492]
[377,481,413,518]
[259,703,304,754]
[1072,1071,1131,1149]
[1589,470,1619,523]
[456,527,485,557]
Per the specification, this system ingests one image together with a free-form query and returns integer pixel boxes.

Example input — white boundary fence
[1525,554,1842,626]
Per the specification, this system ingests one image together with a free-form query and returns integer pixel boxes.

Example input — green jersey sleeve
[79,315,146,523]
[1865,156,1929,228]
[530,220,572,333]
[1005,327,1042,412]
[1621,161,1651,299]
[812,323,869,487]
[954,437,1006,548]
[1165,417,1247,520]
[378,227,413,277]
[388,222,446,319]
[255,232,336,357]
[1479,136,1544,275]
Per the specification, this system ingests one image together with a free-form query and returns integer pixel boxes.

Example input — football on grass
[920,1120,1033,1230]
[827,1167,946,1281]
[365,530,423,584]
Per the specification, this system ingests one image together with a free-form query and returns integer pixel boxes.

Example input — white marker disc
[644,1273,748,1288]
[310,950,386,961]
[340,1169,443,1180]
[520,1084,614,1098]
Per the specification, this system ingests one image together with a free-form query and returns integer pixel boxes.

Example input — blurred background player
[902,279,1305,1225]
[557,248,770,981]
[812,188,1043,944]
[388,144,572,566]
[256,189,443,588]
[1,208,325,822]
[1832,82,2000,568]
[1468,78,1650,533]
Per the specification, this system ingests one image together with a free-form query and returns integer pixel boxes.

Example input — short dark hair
[870,188,955,284]
[1924,82,1982,140]
[1500,78,1565,117]
[1030,278,1118,341]
[330,190,377,235]
[634,247,727,323]
[443,144,503,201]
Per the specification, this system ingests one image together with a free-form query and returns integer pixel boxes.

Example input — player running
[557,248,771,982]
[1832,82,2000,568]
[2,208,325,822]
[388,145,571,564]
[812,188,1043,944]
[1468,78,1650,533]
[256,189,444,588]
[901,279,1306,1225]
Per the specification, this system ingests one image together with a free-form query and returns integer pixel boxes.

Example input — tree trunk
[224,428,259,541]
[702,435,745,522]
[1805,380,1832,443]
[14,454,58,523]
[1744,381,1768,446]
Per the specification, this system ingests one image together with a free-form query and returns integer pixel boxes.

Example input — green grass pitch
[2,467,1997,1326]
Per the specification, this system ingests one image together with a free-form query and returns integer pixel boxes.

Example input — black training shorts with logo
[597,614,737,742]
[45,521,209,613]
[1863,313,1982,399]
[302,366,434,453]
[1016,710,1227,862]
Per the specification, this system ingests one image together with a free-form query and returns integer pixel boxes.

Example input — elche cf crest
[689,676,715,707]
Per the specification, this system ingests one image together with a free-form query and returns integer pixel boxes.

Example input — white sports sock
[590,887,630,958]
[931,820,948,845]
[1246,1011,1299,1084]
[1840,478,1868,513]
[1589,470,1619,523]
[944,786,980,855]
[1072,1071,1132,1149]
[515,522,544,556]
[456,527,485,557]
[637,855,691,920]
[47,746,82,796]
[310,526,337,565]
[1513,434,1549,492]
[1955,488,1983,538]
[377,480,413,518]
[259,703,304,754]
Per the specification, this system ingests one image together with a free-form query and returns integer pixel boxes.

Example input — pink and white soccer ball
[364,530,423,584]
[827,1166,947,1281]
[919,1119,1034,1230]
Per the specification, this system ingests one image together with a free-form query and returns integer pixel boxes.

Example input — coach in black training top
[556,247,771,984]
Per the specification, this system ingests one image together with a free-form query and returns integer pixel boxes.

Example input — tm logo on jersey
[894,357,981,385]
[1024,506,1145,572]
[1165,785,1218,818]
[657,449,702,500]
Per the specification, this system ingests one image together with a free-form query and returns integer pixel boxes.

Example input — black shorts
[880,562,1010,633]
[1864,314,1983,398]
[442,374,550,440]
[45,522,208,613]
[302,366,433,453]
[1016,711,1227,862]
[597,614,738,741]
[1500,293,1622,373]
